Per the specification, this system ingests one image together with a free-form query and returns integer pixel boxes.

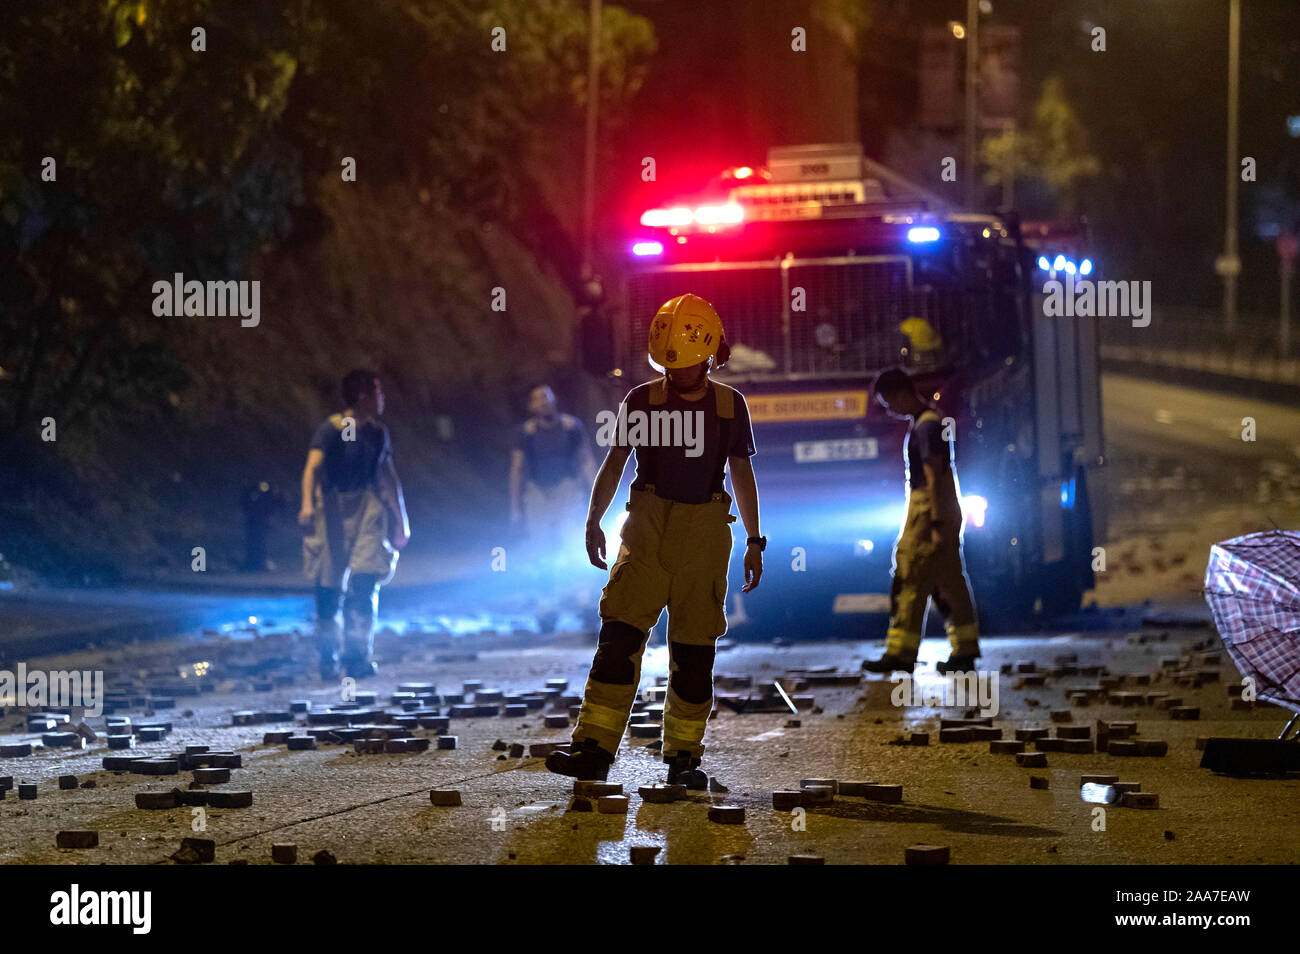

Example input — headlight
[960,495,988,529]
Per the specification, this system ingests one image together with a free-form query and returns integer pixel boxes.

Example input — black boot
[936,653,979,675]
[545,738,614,781]
[319,651,341,682]
[341,654,377,680]
[861,653,916,674]
[664,749,708,789]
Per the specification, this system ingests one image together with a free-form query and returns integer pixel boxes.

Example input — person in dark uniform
[298,369,410,680]
[546,293,765,785]
[509,385,596,630]
[862,366,980,675]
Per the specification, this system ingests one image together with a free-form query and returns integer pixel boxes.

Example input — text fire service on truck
[594,142,1106,638]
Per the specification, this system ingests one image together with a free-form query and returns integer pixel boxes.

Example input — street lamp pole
[581,0,602,279]
[1223,0,1240,332]
[963,0,980,209]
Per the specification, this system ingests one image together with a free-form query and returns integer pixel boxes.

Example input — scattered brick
[1050,710,1073,723]
[207,791,253,808]
[312,849,337,865]
[173,837,215,864]
[991,740,1025,754]
[800,785,834,805]
[908,732,929,746]
[708,805,745,824]
[1113,781,1142,793]
[639,784,687,804]
[56,831,98,849]
[429,790,462,806]
[193,768,231,785]
[598,795,630,814]
[1016,752,1048,768]
[939,727,976,743]
[272,844,297,864]
[106,734,136,750]
[58,775,78,790]
[1121,792,1159,809]
[1029,776,1049,790]
[1169,706,1200,720]
[630,846,660,865]
[135,791,176,810]
[905,844,950,865]
[567,796,593,812]
[788,855,825,865]
[860,783,902,803]
[437,736,458,750]
[286,736,317,751]
[628,723,661,738]
[772,791,803,810]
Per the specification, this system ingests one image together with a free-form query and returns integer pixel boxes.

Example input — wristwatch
[746,535,767,551]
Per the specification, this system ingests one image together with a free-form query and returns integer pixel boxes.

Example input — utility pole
[581,0,602,280]
[963,0,980,209]
[1222,0,1241,332]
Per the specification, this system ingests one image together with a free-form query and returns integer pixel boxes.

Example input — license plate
[833,593,891,613]
[793,438,878,463]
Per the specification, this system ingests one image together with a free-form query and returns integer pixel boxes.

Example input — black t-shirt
[615,381,756,504]
[310,415,391,493]
[905,410,951,489]
[516,413,586,488]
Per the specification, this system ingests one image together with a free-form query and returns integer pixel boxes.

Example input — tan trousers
[572,487,735,759]
[886,486,979,659]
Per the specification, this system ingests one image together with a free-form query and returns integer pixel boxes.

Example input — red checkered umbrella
[1204,531,1300,718]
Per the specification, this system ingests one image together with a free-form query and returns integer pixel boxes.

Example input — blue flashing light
[1053,254,1067,271]
[1064,260,1077,275]
[1037,256,1051,271]
[1060,477,1076,509]
[907,226,941,244]
[1080,258,1094,276]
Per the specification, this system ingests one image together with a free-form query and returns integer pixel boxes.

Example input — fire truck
[591,143,1106,637]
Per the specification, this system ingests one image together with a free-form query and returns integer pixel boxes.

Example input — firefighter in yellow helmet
[862,366,980,675]
[546,293,765,785]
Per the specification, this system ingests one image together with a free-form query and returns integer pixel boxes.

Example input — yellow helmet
[648,293,729,370]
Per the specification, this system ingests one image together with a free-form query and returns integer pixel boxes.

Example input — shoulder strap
[648,376,669,406]
[712,381,735,419]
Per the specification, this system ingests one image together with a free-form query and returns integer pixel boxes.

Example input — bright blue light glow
[1037,256,1051,271]
[632,241,664,257]
[1060,477,1076,509]
[1064,260,1077,275]
[960,494,989,529]
[907,226,941,244]
[1080,258,1094,276]
[1053,254,1067,271]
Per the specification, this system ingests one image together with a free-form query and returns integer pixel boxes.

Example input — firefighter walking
[299,369,411,681]
[863,366,980,675]
[546,294,765,785]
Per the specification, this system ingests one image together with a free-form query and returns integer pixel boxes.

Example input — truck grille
[626,258,948,377]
